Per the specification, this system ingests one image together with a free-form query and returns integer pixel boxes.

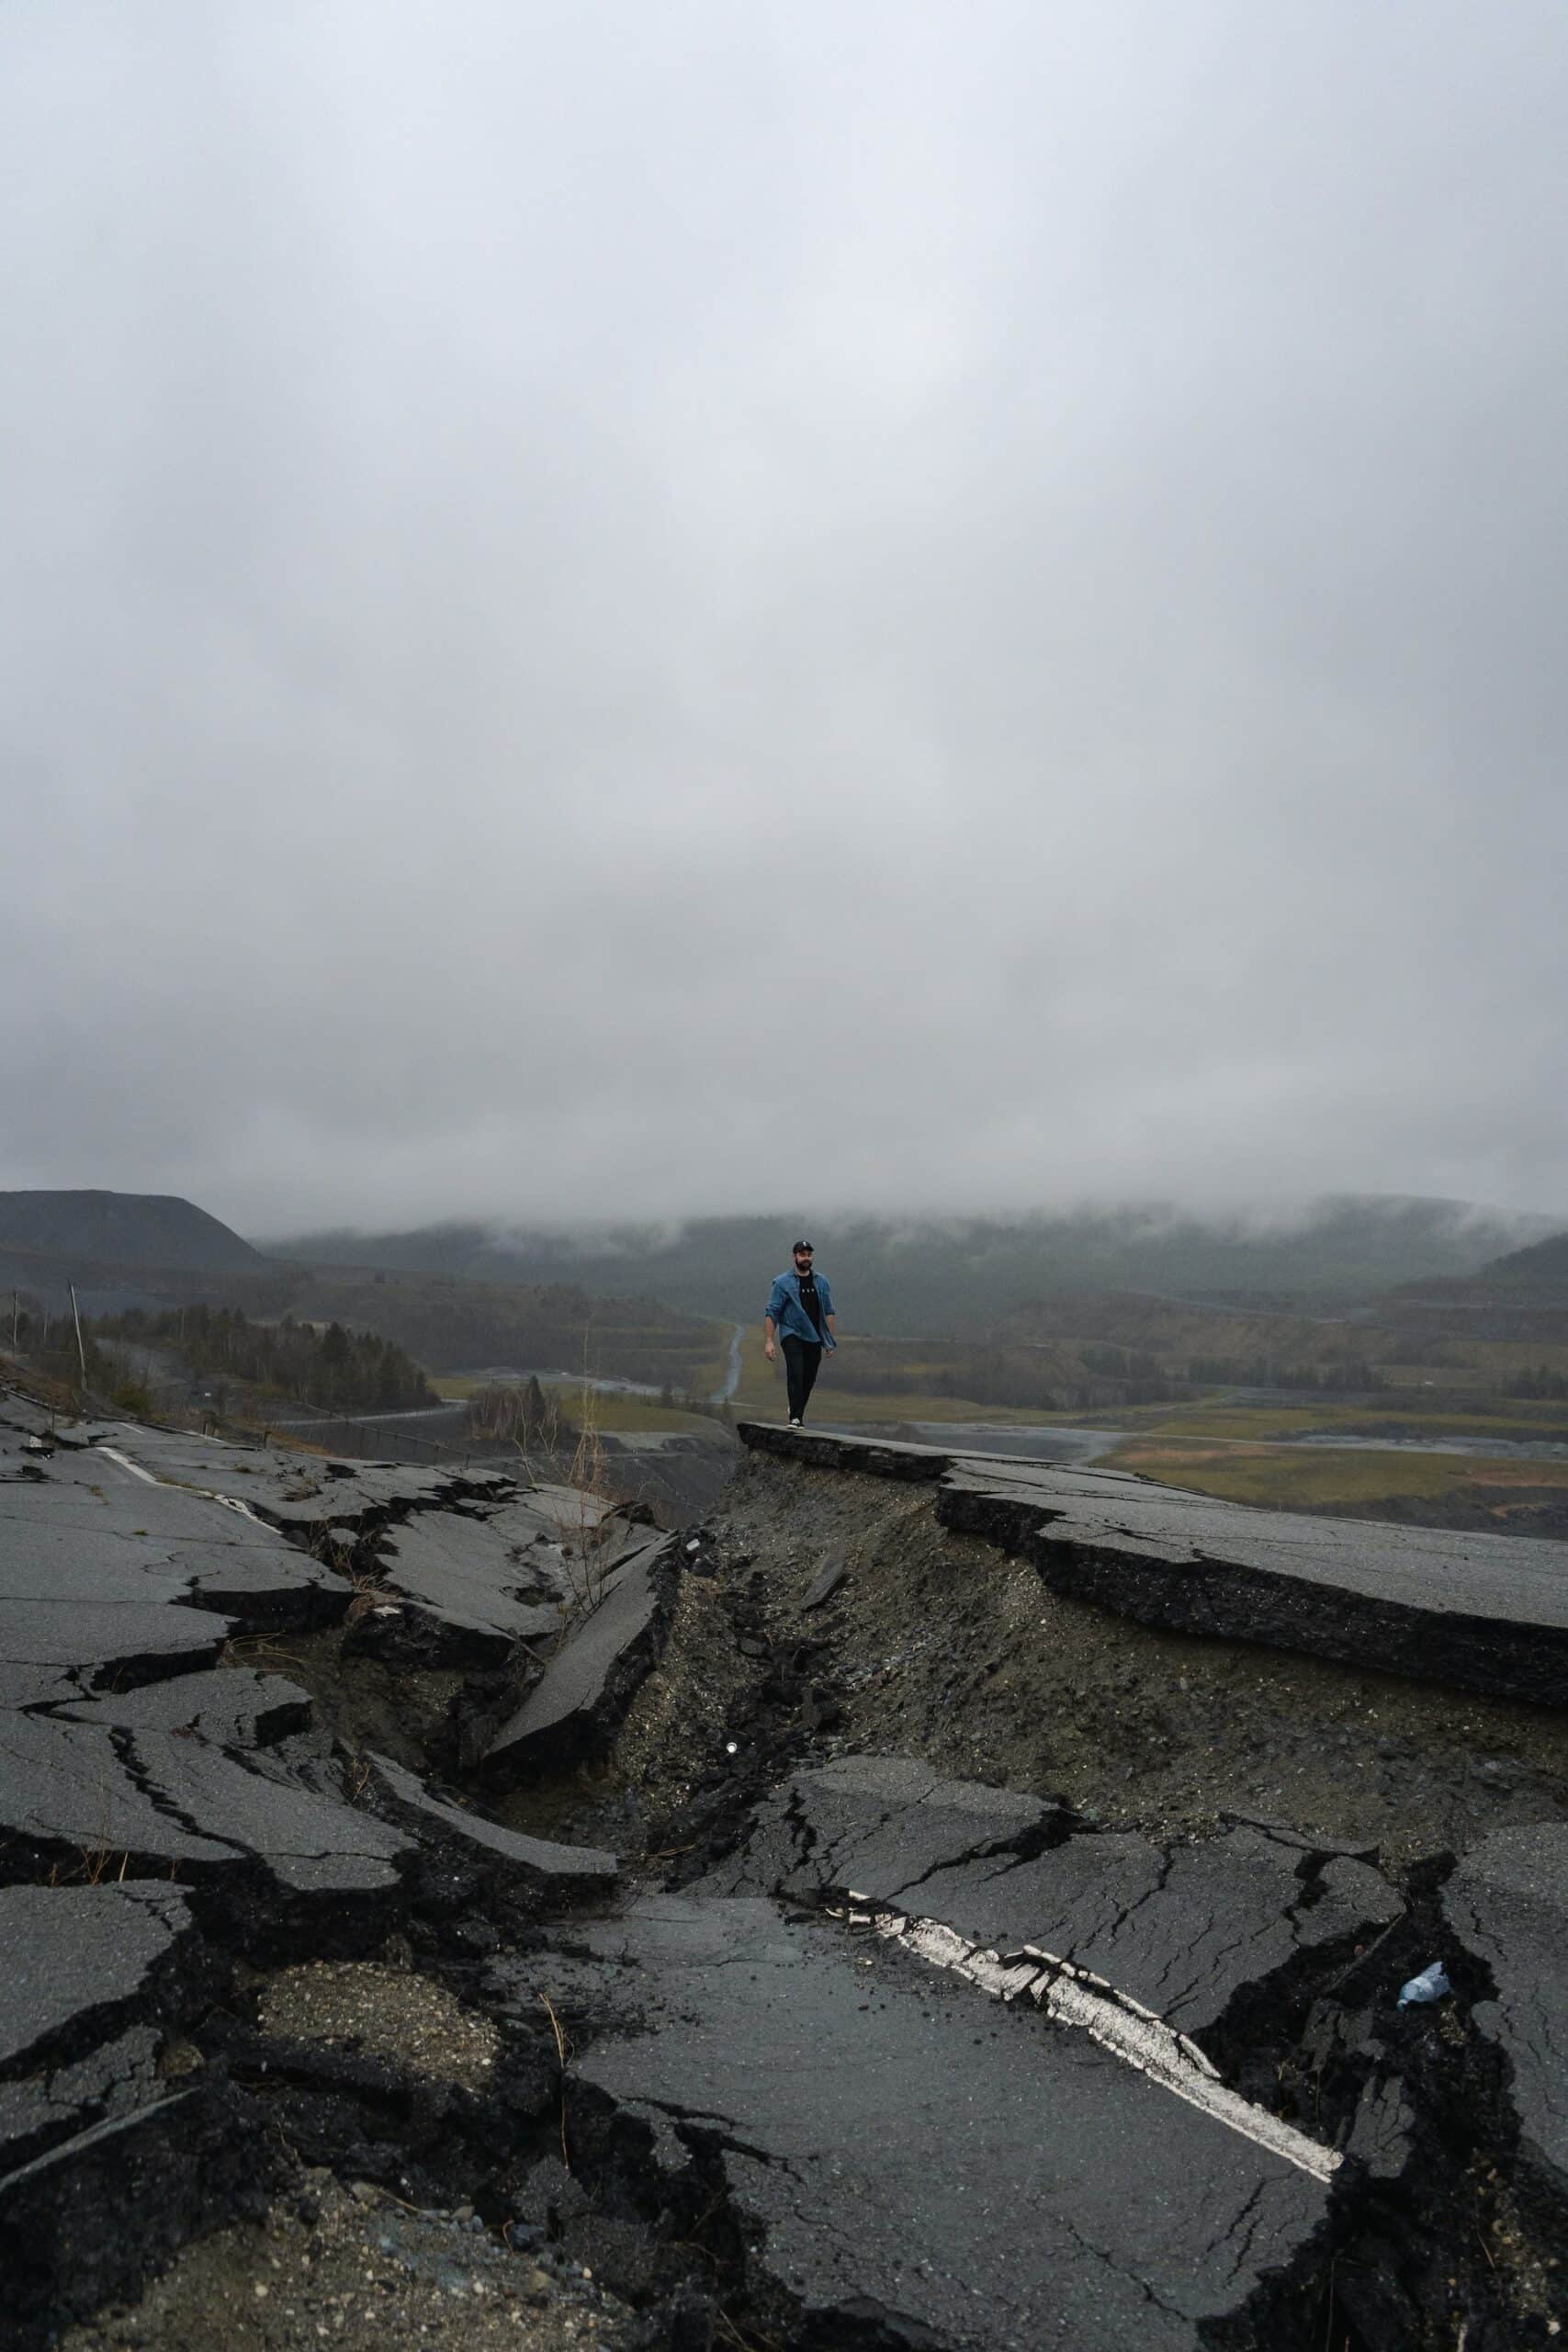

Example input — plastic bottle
[1396,1962,1451,2007]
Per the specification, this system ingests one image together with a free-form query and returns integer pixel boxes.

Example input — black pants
[781,1335,823,1423]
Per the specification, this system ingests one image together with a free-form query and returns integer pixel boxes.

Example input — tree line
[83,1305,435,1414]
[1502,1365,1568,1399]
[1184,1356,1388,1392]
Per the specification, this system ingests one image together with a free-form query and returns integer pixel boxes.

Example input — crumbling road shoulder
[0,1401,645,2348]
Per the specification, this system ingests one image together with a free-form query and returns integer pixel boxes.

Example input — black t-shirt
[796,1272,824,1340]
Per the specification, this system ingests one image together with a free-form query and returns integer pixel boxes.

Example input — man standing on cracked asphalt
[763,1239,836,1427]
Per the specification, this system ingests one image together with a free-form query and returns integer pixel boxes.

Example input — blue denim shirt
[764,1270,836,1350]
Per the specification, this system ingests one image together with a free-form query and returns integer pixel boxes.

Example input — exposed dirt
[61,2172,635,2352]
[614,1453,1568,1869]
[604,1573,752,1822]
[225,1624,468,1774]
[478,1557,755,1862]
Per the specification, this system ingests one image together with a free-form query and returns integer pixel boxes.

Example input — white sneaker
[788,1417,802,1428]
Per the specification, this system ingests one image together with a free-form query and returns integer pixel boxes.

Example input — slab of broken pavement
[4,1386,1568,2350]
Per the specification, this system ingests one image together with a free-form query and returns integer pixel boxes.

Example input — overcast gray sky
[3,2,1565,1236]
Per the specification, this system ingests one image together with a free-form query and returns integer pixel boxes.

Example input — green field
[1105,1432,1568,1513]
[1097,1386,1568,1512]
[565,1394,724,1436]
[1104,1438,1466,1510]
[428,1371,725,1437]
[1110,1396,1568,1443]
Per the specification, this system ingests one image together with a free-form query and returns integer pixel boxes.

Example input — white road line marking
[96,1444,163,1488]
[844,1898,1342,2185]
[96,1445,270,1527]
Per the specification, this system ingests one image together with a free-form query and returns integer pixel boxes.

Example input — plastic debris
[1396,1962,1451,2008]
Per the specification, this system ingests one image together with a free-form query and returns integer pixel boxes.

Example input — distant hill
[0,1190,264,1274]
[1384,1227,1568,1340]
[0,1192,722,1386]
[990,1289,1387,1370]
[270,1195,1555,1339]
[1471,1229,1568,1298]
[287,1263,723,1383]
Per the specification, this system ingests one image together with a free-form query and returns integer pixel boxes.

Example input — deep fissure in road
[4,1396,1567,2349]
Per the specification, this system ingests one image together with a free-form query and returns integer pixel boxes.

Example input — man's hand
[764,1338,775,1362]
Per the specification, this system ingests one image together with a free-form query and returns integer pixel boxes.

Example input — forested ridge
[87,1304,435,1412]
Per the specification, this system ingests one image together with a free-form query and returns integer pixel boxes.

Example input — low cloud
[4,3,1566,1232]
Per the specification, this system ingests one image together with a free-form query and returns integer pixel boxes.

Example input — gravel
[62,2173,633,2352]
[257,1963,501,2089]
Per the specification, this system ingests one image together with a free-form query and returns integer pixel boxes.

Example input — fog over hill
[6,1187,1555,1352]
[275,1194,1556,1339]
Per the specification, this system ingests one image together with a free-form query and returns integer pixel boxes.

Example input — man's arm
[763,1313,778,1363]
[763,1278,787,1363]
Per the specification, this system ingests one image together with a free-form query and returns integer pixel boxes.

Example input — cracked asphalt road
[564,1891,1329,2350]
[8,1394,1568,2349]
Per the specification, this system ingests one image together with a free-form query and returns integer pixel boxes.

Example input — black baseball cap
[792,1238,814,1252]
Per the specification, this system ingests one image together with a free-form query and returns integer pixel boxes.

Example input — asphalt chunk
[574,1892,1329,2350]
[484,1533,680,1781]
[1445,1821,1568,2192]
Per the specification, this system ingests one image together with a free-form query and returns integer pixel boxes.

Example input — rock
[800,1684,842,1733]
[799,1561,847,1610]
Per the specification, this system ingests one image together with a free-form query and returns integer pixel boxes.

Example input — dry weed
[538,1989,572,2168]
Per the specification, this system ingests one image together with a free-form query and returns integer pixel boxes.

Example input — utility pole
[69,1284,88,1391]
